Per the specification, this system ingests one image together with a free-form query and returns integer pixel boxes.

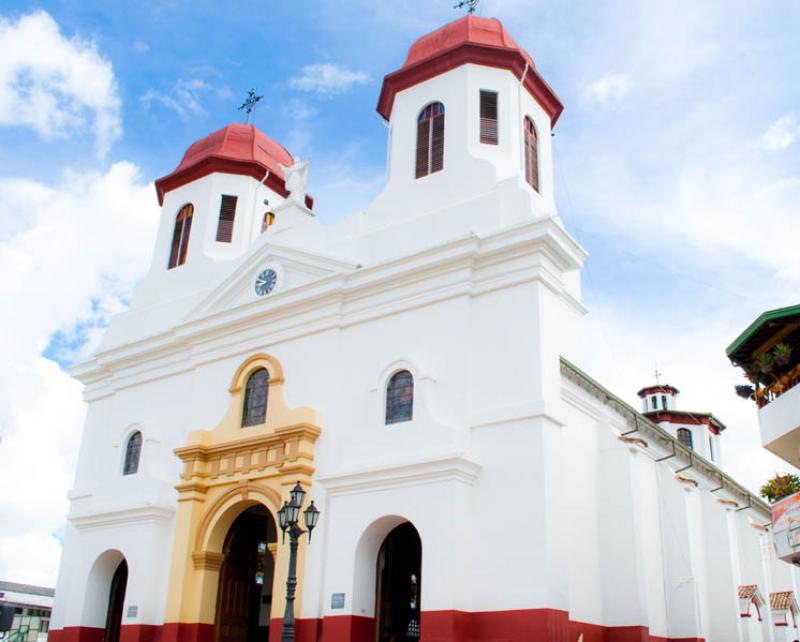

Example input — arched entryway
[215,505,278,642]
[104,559,128,642]
[374,522,422,642]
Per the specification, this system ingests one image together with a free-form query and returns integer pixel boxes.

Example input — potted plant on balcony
[760,473,800,503]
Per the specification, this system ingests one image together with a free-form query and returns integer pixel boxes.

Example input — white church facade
[50,14,800,642]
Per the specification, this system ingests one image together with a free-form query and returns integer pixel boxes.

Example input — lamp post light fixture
[277,481,320,642]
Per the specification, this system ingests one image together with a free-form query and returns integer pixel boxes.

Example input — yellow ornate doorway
[164,354,321,641]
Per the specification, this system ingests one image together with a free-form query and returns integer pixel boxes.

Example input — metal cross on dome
[238,89,263,124]
[454,0,480,14]
[654,368,662,385]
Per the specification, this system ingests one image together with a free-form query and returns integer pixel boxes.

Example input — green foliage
[760,473,800,503]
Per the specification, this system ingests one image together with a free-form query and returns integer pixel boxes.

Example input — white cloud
[0,162,159,585]
[141,78,231,119]
[760,113,800,152]
[0,11,121,156]
[290,63,369,95]
[132,40,150,54]
[285,98,318,121]
[583,72,633,105]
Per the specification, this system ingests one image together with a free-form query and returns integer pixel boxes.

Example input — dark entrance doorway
[375,522,422,642]
[104,559,128,642]
[215,505,277,642]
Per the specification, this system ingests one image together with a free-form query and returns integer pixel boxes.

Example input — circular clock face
[254,268,277,296]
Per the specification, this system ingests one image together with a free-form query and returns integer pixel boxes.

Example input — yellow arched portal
[165,354,320,628]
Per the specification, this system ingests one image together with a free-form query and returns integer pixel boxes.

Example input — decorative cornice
[319,454,481,496]
[74,219,586,397]
[69,504,175,529]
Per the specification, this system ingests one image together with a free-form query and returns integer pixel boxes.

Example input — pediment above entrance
[187,240,358,321]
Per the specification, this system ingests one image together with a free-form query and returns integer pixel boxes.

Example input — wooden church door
[104,560,128,642]
[375,522,422,642]
[215,507,274,642]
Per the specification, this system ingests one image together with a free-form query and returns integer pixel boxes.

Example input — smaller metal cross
[238,89,263,124]
[654,368,662,385]
[454,0,479,14]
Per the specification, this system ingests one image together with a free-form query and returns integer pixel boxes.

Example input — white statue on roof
[279,156,309,205]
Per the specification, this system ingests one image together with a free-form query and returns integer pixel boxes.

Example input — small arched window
[168,204,194,269]
[123,431,142,475]
[386,370,414,425]
[242,368,269,427]
[415,102,445,179]
[523,116,539,192]
[262,211,275,233]
[677,428,693,450]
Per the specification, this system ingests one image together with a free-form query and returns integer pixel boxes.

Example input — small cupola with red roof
[150,123,312,272]
[371,14,564,223]
[637,381,727,464]
[637,384,680,413]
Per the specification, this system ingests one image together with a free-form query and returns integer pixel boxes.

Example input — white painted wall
[52,43,800,642]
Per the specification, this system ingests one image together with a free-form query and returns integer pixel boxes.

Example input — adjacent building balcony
[728,304,800,467]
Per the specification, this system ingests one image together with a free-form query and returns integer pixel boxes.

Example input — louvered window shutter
[480,91,498,144]
[168,218,182,269]
[524,117,539,192]
[178,212,192,265]
[415,119,430,178]
[430,113,445,173]
[215,194,238,243]
[168,204,193,269]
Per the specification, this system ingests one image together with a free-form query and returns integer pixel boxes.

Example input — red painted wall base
[49,609,706,642]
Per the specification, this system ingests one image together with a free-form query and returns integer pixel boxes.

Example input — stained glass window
[123,431,142,475]
[386,370,414,424]
[242,368,269,427]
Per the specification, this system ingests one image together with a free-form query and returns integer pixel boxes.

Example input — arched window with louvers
[677,428,694,450]
[415,102,445,179]
[242,367,270,427]
[523,116,539,192]
[123,431,142,476]
[168,203,194,269]
[385,370,414,425]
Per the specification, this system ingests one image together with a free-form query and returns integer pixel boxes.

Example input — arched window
[523,116,539,192]
[415,102,445,179]
[123,431,142,475]
[386,370,414,424]
[242,368,269,427]
[677,428,693,450]
[168,204,194,269]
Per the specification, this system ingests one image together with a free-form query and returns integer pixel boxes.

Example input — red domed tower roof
[377,14,563,124]
[155,123,313,208]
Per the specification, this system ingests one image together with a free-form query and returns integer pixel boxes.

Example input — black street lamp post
[277,481,320,642]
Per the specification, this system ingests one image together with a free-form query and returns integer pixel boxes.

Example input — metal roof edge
[726,304,800,360]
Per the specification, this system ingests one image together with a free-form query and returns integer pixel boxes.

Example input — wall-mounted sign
[126,606,138,618]
[331,593,345,609]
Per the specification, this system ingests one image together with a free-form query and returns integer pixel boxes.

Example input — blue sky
[1,0,799,585]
